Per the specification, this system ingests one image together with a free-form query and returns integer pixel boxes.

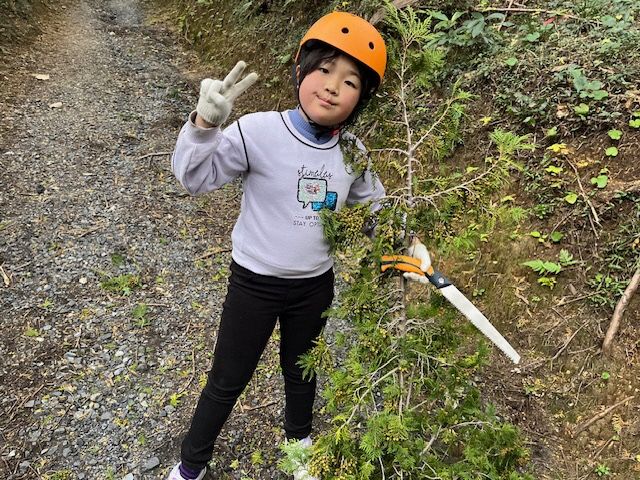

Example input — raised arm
[171,62,258,195]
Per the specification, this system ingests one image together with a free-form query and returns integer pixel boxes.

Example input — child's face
[298,54,362,127]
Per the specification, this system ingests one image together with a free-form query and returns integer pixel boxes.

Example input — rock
[100,411,114,421]
[141,456,160,471]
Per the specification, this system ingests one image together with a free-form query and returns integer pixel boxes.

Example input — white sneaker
[293,465,319,480]
[292,437,319,480]
[166,463,206,480]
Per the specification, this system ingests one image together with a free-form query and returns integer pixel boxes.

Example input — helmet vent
[369,42,375,49]
[341,27,349,33]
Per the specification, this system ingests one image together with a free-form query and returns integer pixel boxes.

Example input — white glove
[403,237,432,284]
[402,271,429,284]
[196,61,258,126]
[406,237,432,272]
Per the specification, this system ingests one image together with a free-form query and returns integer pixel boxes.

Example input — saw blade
[439,285,521,364]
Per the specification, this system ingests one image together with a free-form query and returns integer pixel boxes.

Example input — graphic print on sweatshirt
[293,164,338,229]
[296,164,338,212]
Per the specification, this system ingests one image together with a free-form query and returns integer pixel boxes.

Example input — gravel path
[0,1,289,478]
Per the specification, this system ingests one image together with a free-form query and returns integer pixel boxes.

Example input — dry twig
[565,159,601,236]
[572,396,635,437]
[602,268,640,355]
[550,319,588,362]
[497,0,515,31]
[137,151,173,161]
[476,6,588,23]
[138,150,173,168]
[369,0,421,25]
[7,384,47,421]
[555,292,598,307]
[0,264,11,287]
[421,426,442,455]
[76,225,103,238]
[178,347,197,395]
[197,247,232,260]
[243,400,277,412]
[597,179,640,201]
[591,436,614,458]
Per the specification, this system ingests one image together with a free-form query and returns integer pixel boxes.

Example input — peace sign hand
[196,61,259,127]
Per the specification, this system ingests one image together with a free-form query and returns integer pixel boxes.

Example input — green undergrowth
[0,0,50,50]
[290,285,532,479]
[422,0,640,131]
[167,0,639,477]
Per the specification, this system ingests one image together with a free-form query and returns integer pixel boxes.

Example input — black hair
[295,40,380,129]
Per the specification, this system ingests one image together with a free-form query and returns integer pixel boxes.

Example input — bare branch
[369,147,410,156]
[412,99,458,153]
[573,396,635,437]
[137,151,172,160]
[413,163,499,203]
[564,158,602,233]
[370,0,422,26]
[475,6,595,24]
[602,268,640,355]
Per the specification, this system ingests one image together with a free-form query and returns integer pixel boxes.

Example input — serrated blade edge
[439,285,521,364]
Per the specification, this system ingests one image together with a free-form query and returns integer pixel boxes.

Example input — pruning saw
[381,247,521,365]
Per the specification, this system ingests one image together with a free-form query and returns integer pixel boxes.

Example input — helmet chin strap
[296,102,342,138]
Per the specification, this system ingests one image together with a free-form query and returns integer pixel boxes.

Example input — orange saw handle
[380,255,425,276]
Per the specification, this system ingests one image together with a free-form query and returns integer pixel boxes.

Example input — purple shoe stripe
[179,463,203,480]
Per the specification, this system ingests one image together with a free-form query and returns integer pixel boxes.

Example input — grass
[99,274,140,296]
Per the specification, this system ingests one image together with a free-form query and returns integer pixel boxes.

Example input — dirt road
[0,1,285,478]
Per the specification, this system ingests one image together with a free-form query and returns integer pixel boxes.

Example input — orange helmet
[296,12,387,86]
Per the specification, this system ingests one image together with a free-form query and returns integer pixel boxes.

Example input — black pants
[180,260,334,470]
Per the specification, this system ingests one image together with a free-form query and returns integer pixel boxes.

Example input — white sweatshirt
[171,110,385,278]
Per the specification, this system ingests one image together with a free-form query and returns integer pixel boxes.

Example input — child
[168,11,387,480]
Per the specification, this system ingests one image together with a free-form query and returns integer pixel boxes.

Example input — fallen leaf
[556,104,569,118]
[32,73,50,80]
[49,102,63,109]
[547,143,570,155]
[624,89,640,110]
